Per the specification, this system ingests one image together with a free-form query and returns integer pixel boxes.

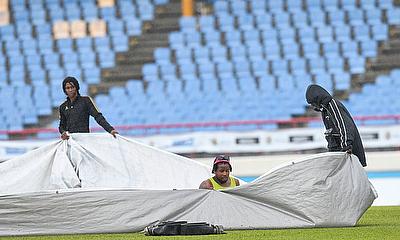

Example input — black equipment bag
[143,221,225,236]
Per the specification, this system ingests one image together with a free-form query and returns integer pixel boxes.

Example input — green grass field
[1,206,399,240]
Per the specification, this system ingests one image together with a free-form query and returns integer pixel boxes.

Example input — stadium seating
[0,0,167,136]
[121,0,398,132]
[0,0,399,139]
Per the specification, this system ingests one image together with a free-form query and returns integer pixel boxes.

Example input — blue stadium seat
[250,0,267,15]
[5,40,21,55]
[14,9,30,23]
[291,11,308,29]
[203,30,221,45]
[308,57,326,75]
[347,9,365,26]
[298,26,316,44]
[159,63,177,79]
[243,29,260,43]
[30,68,47,84]
[8,55,24,67]
[251,59,269,77]
[274,11,291,29]
[258,75,276,91]
[175,47,192,62]
[210,45,227,62]
[21,39,38,55]
[322,42,340,58]
[185,30,201,47]
[327,9,345,26]
[287,0,302,13]
[365,9,382,25]
[179,17,196,32]
[271,59,289,75]
[154,47,171,65]
[341,40,359,58]
[261,28,278,44]
[377,0,394,10]
[16,22,33,39]
[94,37,111,53]
[25,54,42,69]
[360,40,377,57]
[247,44,264,61]
[307,9,326,27]
[199,15,216,31]
[255,14,273,30]
[75,37,93,52]
[334,24,351,42]
[165,80,183,96]
[125,19,142,36]
[371,23,388,41]
[64,3,81,21]
[326,56,344,73]
[305,0,322,10]
[214,0,229,13]
[126,79,145,96]
[290,58,307,75]
[97,51,115,68]
[142,63,159,80]
[278,28,296,43]
[302,41,320,58]
[108,19,125,37]
[56,39,74,53]
[168,32,185,49]
[178,62,196,79]
[387,8,400,25]
[192,46,210,62]
[43,53,60,70]
[234,59,251,76]
[347,56,366,74]
[322,0,338,11]
[183,77,201,93]
[79,51,96,68]
[268,0,284,11]
[317,26,334,43]
[217,14,235,32]
[353,25,371,42]
[282,43,300,60]
[48,68,65,83]
[9,66,26,86]
[100,7,116,21]
[81,4,98,21]
[37,36,54,54]
[237,14,255,31]
[340,0,356,11]
[264,42,281,60]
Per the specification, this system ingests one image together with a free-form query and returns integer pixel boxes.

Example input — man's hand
[61,131,69,140]
[110,129,119,138]
[346,149,352,154]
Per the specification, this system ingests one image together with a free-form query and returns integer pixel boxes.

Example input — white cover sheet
[0,134,376,235]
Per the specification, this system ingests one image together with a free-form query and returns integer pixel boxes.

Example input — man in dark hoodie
[59,76,118,140]
[305,84,366,167]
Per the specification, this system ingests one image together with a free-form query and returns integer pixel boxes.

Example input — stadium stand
[0,0,399,139]
[0,0,164,137]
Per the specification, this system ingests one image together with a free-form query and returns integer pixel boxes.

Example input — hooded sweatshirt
[306,85,366,167]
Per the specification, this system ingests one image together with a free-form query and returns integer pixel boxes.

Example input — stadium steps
[99,0,181,85]
[31,0,182,131]
[352,25,400,89]
[297,24,400,123]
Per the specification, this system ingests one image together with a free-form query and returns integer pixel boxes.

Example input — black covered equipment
[143,221,225,236]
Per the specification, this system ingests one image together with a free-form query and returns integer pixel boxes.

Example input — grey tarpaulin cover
[0,133,377,236]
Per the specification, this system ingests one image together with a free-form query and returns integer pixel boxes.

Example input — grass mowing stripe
[0,206,398,240]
